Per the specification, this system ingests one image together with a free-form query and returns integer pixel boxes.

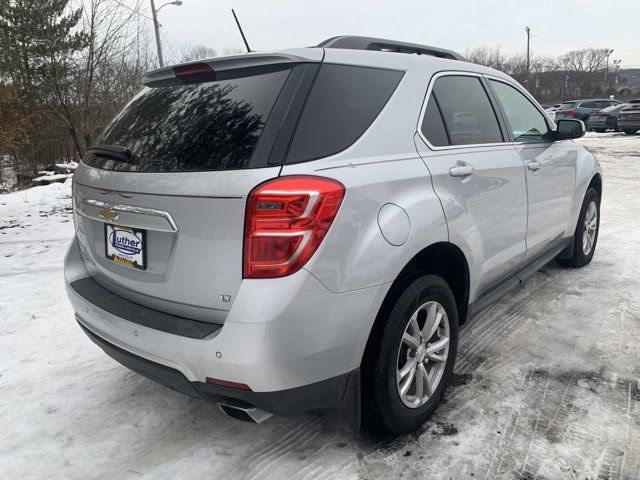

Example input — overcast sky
[151,0,640,67]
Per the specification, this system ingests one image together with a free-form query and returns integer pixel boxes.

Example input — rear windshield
[84,66,291,172]
[558,102,577,110]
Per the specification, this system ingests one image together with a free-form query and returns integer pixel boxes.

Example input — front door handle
[526,160,542,171]
[449,162,474,178]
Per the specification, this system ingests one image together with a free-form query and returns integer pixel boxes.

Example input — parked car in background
[617,102,640,134]
[544,104,562,120]
[586,103,628,132]
[556,99,622,121]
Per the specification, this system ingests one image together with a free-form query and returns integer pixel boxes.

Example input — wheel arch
[361,241,470,369]
[588,172,602,198]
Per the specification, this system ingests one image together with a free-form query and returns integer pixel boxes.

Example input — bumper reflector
[206,377,252,391]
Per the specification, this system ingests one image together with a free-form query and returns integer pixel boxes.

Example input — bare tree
[180,44,218,62]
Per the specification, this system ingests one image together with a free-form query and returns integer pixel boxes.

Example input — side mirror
[556,119,585,140]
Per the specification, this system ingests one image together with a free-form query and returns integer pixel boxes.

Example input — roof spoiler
[141,53,316,87]
[317,35,465,61]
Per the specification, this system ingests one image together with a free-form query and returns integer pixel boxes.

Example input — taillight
[243,176,345,279]
[565,109,577,116]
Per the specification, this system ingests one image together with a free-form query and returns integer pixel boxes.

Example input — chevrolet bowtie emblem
[99,207,119,221]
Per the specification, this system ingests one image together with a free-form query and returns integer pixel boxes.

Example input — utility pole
[604,49,614,92]
[150,0,164,67]
[525,27,531,90]
[149,1,183,68]
[613,59,622,91]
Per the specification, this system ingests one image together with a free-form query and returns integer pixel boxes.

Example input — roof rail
[317,35,465,61]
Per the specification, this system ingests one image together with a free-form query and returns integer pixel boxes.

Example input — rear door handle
[526,160,542,171]
[449,162,474,178]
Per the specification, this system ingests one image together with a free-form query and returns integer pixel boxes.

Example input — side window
[421,96,449,146]
[431,75,503,146]
[285,64,404,164]
[489,80,552,143]
[580,101,597,109]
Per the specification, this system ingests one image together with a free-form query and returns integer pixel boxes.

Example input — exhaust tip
[218,403,273,424]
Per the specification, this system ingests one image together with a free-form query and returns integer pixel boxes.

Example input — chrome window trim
[417,71,558,151]
[416,71,511,151]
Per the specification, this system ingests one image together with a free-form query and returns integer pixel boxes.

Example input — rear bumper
[586,119,614,130]
[65,236,387,420]
[79,320,360,420]
[617,119,640,130]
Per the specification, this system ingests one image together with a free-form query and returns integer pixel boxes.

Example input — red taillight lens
[565,109,577,116]
[243,176,345,279]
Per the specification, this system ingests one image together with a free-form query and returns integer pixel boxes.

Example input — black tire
[624,129,637,135]
[362,274,459,434]
[557,187,600,268]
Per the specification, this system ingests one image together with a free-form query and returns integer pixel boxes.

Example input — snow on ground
[1,133,640,480]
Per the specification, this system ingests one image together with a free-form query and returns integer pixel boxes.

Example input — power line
[530,33,640,53]
[110,0,155,21]
[159,28,178,63]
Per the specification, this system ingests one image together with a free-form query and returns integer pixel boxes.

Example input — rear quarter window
[285,64,404,164]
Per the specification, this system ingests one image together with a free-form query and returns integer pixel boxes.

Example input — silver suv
[65,36,602,434]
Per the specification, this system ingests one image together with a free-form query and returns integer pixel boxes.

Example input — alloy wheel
[583,200,598,255]
[396,301,450,409]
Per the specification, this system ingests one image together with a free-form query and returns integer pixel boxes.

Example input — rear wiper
[86,145,136,164]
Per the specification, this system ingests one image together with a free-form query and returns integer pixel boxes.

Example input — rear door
[73,56,321,322]
[415,73,528,295]
[487,78,576,262]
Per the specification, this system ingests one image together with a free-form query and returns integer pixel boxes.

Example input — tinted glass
[85,66,291,172]
[490,80,552,143]
[433,76,502,145]
[286,64,403,163]
[421,96,449,146]
[559,102,577,110]
[580,101,598,109]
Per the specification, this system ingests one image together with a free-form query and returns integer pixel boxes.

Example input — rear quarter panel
[284,156,449,294]
[279,56,453,294]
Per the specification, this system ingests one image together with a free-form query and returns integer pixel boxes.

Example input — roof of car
[147,36,516,86]
[570,98,621,103]
[316,36,465,61]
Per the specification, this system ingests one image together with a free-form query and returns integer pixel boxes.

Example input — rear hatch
[620,104,640,121]
[73,52,322,323]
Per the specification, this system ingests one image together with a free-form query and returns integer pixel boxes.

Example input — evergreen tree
[0,0,86,93]
[0,0,87,173]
